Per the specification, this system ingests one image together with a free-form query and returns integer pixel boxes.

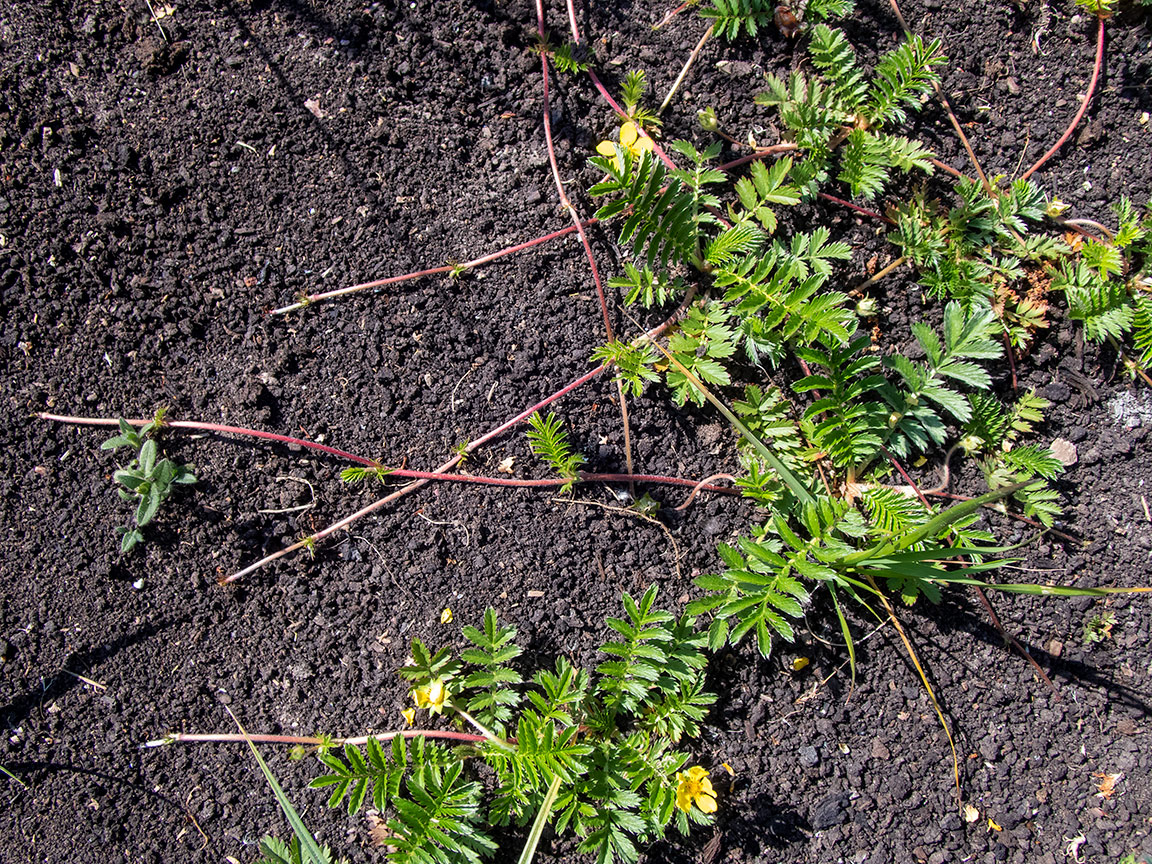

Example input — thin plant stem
[615,379,637,497]
[37,414,377,466]
[855,256,908,291]
[1057,216,1114,243]
[653,1,692,30]
[715,143,799,173]
[222,286,699,582]
[1021,16,1105,182]
[928,157,969,182]
[674,473,736,511]
[143,730,488,748]
[536,0,637,489]
[887,0,993,195]
[451,702,516,752]
[536,0,614,342]
[269,219,599,314]
[1003,331,1019,391]
[564,0,678,172]
[968,583,1061,697]
[817,192,896,225]
[36,412,741,495]
[658,26,712,115]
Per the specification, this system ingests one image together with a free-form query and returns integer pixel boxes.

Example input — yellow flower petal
[595,139,617,157]
[633,134,654,154]
[412,678,448,714]
[441,607,453,624]
[675,766,718,814]
[619,121,639,148]
[401,707,415,727]
[675,779,693,813]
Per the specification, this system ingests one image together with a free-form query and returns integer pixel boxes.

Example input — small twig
[1021,16,1106,181]
[142,0,170,43]
[182,789,211,851]
[1003,331,1019,392]
[256,476,317,515]
[855,256,908,292]
[61,668,106,690]
[659,26,712,115]
[415,510,471,547]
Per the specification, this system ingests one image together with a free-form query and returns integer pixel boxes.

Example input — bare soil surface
[1,1,1151,863]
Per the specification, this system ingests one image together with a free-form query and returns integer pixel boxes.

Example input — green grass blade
[843,481,1038,567]
[227,708,329,864]
[828,586,856,687]
[644,335,815,504]
[915,577,1151,597]
[517,772,563,864]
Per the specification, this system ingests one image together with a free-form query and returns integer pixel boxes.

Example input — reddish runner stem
[536,0,614,342]
[817,193,896,226]
[715,143,799,173]
[145,729,487,748]
[270,218,600,314]
[222,285,699,582]
[1021,16,1105,181]
[38,411,738,494]
[564,0,679,173]
[37,414,377,466]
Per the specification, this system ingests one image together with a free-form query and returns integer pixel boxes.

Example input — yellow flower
[675,766,717,814]
[441,607,453,624]
[412,679,449,715]
[595,121,654,169]
[400,707,416,727]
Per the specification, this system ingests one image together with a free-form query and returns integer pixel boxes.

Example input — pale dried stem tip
[675,473,737,511]
[659,27,712,115]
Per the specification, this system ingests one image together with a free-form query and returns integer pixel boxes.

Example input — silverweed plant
[309,594,717,864]
[573,14,1152,674]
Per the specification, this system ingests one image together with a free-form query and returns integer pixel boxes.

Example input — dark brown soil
[2,1,1151,863]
